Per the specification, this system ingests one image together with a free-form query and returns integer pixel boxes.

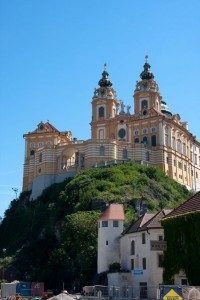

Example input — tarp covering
[48,293,75,300]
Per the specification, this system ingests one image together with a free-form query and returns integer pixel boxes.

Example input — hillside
[0,162,193,293]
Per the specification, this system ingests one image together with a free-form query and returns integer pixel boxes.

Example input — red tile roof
[162,191,200,220]
[99,204,125,221]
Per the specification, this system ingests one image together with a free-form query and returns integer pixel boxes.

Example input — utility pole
[2,248,6,280]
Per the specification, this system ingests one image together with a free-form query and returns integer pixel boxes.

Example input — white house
[97,205,187,299]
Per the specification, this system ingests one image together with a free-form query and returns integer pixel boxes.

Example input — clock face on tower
[118,128,126,138]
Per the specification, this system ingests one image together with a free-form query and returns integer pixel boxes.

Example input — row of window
[101,220,119,227]
[131,234,163,255]
[170,159,199,178]
[99,146,151,161]
[134,128,156,135]
[130,254,163,270]
[134,135,156,146]
[30,141,52,148]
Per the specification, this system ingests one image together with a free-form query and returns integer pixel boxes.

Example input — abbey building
[23,57,200,199]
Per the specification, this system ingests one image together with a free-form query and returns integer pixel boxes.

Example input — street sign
[163,289,183,300]
[132,269,143,275]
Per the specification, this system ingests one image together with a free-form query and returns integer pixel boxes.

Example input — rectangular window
[102,221,108,227]
[142,257,146,270]
[158,254,164,268]
[140,282,147,299]
[113,220,119,227]
[142,232,146,244]
[131,259,134,270]
[158,235,163,241]
[181,279,188,285]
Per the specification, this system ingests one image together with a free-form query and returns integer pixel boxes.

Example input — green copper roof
[140,55,155,80]
[98,64,113,87]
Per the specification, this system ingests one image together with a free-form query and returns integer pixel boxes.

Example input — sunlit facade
[23,57,200,199]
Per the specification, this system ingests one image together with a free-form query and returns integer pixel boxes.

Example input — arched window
[30,150,35,156]
[100,146,105,156]
[99,107,104,117]
[134,138,139,143]
[131,240,135,255]
[143,136,148,145]
[141,100,148,110]
[151,135,156,146]
[123,149,127,159]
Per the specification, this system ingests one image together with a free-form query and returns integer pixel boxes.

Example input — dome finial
[140,56,154,80]
[98,64,112,87]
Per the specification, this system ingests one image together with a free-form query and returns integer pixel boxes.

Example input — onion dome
[161,100,172,116]
[140,55,155,80]
[98,64,113,87]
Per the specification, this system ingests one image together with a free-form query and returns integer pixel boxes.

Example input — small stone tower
[97,203,125,274]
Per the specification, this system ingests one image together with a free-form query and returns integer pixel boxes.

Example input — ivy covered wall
[161,211,200,285]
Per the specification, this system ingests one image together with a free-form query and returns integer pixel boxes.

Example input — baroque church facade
[22,57,200,199]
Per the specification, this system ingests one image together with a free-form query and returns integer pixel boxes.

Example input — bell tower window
[141,100,148,110]
[99,107,104,117]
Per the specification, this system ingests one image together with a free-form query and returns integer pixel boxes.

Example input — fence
[82,285,159,300]
[82,285,200,300]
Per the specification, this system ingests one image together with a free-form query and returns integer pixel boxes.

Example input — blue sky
[0,0,200,218]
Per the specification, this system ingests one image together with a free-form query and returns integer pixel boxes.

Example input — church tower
[134,55,162,116]
[91,64,119,139]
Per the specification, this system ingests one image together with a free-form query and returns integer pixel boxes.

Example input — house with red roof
[97,204,188,299]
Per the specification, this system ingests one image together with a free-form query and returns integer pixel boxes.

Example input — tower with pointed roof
[134,55,162,116]
[91,64,119,140]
